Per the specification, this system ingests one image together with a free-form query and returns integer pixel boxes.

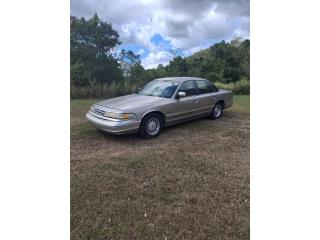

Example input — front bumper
[86,112,140,134]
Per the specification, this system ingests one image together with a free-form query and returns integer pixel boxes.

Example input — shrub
[70,82,141,99]
[215,79,250,95]
[70,78,250,99]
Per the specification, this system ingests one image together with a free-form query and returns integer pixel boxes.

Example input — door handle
[194,99,199,103]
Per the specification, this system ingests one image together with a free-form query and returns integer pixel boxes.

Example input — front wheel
[210,102,223,119]
[139,113,164,139]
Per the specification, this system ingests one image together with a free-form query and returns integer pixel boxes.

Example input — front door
[167,80,201,123]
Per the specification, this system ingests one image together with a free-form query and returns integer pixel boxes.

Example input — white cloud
[137,49,145,55]
[142,51,173,69]
[71,0,250,68]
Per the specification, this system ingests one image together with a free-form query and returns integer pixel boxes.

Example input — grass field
[71,95,250,240]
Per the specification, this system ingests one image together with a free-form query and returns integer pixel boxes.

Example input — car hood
[96,94,167,111]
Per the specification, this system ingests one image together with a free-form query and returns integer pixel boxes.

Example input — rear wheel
[139,113,164,139]
[210,102,223,119]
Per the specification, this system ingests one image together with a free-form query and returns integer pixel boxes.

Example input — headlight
[104,112,137,120]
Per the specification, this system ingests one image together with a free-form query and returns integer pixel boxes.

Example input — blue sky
[71,0,250,69]
[118,34,171,59]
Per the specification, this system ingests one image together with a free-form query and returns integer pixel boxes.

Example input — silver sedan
[86,77,233,138]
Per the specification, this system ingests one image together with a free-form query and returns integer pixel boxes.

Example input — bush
[70,78,250,99]
[70,82,141,99]
[215,79,250,95]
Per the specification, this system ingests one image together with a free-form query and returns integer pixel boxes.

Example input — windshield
[138,80,179,98]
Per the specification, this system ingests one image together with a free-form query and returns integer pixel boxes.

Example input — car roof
[154,77,209,82]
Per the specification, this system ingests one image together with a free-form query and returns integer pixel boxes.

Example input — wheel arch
[141,111,166,124]
[215,100,225,109]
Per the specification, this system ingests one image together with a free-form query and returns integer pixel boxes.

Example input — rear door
[167,80,201,123]
[195,80,219,114]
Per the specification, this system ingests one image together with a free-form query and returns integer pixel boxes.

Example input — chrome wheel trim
[146,118,160,135]
[213,104,221,117]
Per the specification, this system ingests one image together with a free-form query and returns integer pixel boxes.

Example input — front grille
[93,107,105,116]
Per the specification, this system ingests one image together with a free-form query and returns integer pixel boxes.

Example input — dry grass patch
[71,95,250,240]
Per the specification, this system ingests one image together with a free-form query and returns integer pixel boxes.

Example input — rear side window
[179,80,197,96]
[196,80,217,94]
[212,84,218,92]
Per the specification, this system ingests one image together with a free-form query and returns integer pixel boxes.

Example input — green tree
[167,56,188,76]
[117,49,141,77]
[70,14,122,87]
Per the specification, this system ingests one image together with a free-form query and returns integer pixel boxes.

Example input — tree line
[71,14,250,98]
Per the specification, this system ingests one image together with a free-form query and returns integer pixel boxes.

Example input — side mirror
[176,91,186,99]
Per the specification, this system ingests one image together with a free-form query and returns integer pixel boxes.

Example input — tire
[210,102,223,119]
[139,113,164,139]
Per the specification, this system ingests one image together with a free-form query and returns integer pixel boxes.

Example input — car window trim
[195,80,212,95]
[195,80,219,94]
[174,80,198,98]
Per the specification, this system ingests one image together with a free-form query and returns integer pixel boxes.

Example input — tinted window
[179,80,197,96]
[212,84,218,92]
[196,80,214,94]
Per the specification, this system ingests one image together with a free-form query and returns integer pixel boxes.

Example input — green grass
[70,99,100,108]
[230,95,250,113]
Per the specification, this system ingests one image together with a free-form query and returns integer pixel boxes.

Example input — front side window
[178,80,197,96]
[196,80,216,94]
[138,80,179,98]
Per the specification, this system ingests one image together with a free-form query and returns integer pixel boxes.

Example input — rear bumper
[86,112,140,134]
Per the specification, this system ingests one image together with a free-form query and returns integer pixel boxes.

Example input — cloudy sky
[71,0,250,69]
